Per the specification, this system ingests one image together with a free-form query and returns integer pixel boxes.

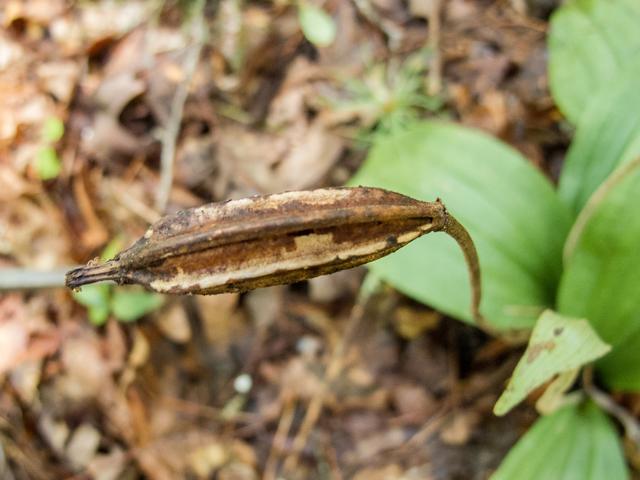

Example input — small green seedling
[72,239,163,325]
[36,117,64,180]
[333,48,443,135]
[298,4,336,47]
[73,282,164,326]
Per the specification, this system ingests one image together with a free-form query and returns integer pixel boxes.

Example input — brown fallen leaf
[65,187,485,326]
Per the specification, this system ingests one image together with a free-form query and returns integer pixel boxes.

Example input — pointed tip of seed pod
[65,260,121,290]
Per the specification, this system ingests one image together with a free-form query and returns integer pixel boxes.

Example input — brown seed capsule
[65,187,484,325]
[66,187,442,291]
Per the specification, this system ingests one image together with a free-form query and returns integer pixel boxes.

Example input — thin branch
[427,0,442,96]
[281,289,369,475]
[0,268,72,290]
[319,430,344,480]
[583,367,640,449]
[264,395,297,480]
[350,0,404,51]
[155,0,207,212]
[406,404,452,447]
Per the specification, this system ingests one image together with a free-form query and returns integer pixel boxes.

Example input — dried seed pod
[66,187,484,324]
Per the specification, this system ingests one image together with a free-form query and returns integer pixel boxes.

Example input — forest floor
[0,1,574,479]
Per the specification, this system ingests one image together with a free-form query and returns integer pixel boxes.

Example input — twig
[406,403,452,447]
[350,0,404,51]
[104,178,161,225]
[0,268,72,290]
[319,429,344,480]
[155,0,206,212]
[0,438,16,480]
[583,367,640,449]
[427,0,442,96]
[73,173,109,248]
[156,395,262,423]
[264,395,297,480]
[281,298,367,475]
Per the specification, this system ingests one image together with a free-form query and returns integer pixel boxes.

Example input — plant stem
[583,366,640,449]
[0,267,71,290]
[443,213,499,336]
[155,0,206,212]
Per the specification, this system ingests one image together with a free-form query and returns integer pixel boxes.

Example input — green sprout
[298,4,336,47]
[333,48,444,135]
[35,117,64,180]
[72,238,164,325]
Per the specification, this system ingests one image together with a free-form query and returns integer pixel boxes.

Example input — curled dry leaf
[66,187,485,325]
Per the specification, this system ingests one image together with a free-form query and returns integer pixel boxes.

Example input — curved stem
[443,214,498,335]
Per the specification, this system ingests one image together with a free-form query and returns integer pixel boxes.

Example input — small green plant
[348,0,640,477]
[298,3,336,47]
[35,117,64,180]
[73,284,164,326]
[333,49,444,135]
[72,239,164,325]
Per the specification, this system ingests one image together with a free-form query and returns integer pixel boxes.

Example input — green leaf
[42,117,64,142]
[548,0,640,123]
[88,305,110,326]
[558,64,640,215]
[36,146,61,180]
[491,402,629,480]
[558,162,640,390]
[298,5,336,47]
[73,284,111,326]
[73,283,111,308]
[494,310,610,416]
[348,121,572,330]
[111,290,164,322]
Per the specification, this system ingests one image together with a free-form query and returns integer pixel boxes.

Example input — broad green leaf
[36,146,61,180]
[491,402,629,480]
[298,6,336,47]
[548,0,640,123]
[558,63,640,215]
[111,290,164,322]
[597,330,640,390]
[558,163,640,390]
[494,310,610,416]
[349,121,572,330]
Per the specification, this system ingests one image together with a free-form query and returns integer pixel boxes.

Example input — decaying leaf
[66,187,484,323]
[493,310,611,416]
